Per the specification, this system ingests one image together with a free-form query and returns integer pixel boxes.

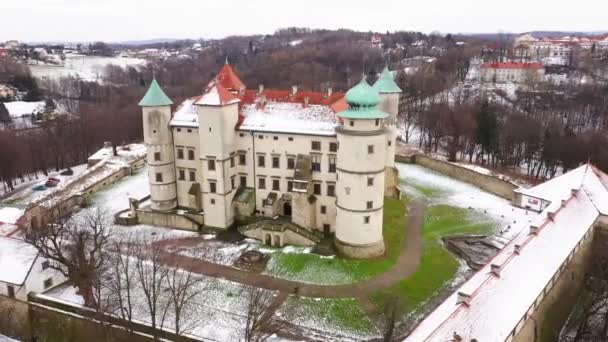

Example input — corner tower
[373,66,402,196]
[139,79,178,211]
[335,79,388,259]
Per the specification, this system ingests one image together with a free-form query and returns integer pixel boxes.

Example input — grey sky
[2,0,607,42]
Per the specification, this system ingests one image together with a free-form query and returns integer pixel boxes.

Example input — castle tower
[195,80,241,228]
[139,79,178,211]
[335,78,388,259]
[373,66,402,168]
[373,66,402,197]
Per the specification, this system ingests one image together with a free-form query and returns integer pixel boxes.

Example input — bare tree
[244,287,282,342]
[381,296,405,342]
[25,208,111,308]
[134,240,171,341]
[106,238,139,335]
[165,263,207,338]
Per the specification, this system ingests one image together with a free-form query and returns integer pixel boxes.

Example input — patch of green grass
[263,197,409,284]
[371,205,495,313]
[280,296,378,337]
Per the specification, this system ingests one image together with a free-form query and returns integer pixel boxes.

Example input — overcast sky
[3,0,607,42]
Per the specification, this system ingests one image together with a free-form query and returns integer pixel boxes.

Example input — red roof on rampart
[481,62,543,70]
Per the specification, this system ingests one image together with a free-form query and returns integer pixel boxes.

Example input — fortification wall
[0,295,30,340]
[511,225,597,342]
[413,154,517,201]
[135,208,201,231]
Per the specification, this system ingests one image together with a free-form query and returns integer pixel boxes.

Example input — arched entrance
[283,202,292,216]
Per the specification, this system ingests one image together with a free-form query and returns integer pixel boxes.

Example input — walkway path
[152,199,426,298]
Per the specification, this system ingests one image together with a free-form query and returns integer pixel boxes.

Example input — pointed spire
[139,79,173,107]
[372,65,402,94]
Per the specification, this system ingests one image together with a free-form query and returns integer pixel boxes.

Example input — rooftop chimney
[490,264,501,277]
[304,96,310,107]
[456,292,471,306]
[529,225,539,235]
[291,85,298,96]
[571,188,579,197]
[327,87,333,97]
[259,84,264,94]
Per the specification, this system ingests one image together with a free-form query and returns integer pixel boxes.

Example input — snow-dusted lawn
[30,55,146,82]
[3,101,45,118]
[396,163,533,240]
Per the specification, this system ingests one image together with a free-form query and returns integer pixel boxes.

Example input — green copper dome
[338,78,388,120]
[345,78,381,107]
[373,66,402,94]
[139,79,173,107]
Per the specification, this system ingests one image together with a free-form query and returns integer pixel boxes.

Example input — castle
[138,63,401,258]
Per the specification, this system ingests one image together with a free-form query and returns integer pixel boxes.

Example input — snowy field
[30,55,146,81]
[396,163,534,240]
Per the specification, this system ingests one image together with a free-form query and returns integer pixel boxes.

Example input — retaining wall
[135,209,202,231]
[413,154,518,201]
[0,295,30,340]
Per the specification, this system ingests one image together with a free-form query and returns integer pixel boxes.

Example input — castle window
[209,181,217,193]
[313,183,321,195]
[367,201,373,209]
[327,184,335,197]
[258,155,265,168]
[211,199,215,205]
[287,157,295,170]
[345,187,351,195]
[311,141,321,151]
[208,160,216,171]
[287,180,293,192]
[364,216,370,224]
[328,155,336,173]
[258,177,266,189]
[329,142,338,152]
[42,261,50,270]
[311,154,321,172]
[155,173,163,182]
[288,137,294,141]
[258,135,263,140]
[177,128,181,132]
[209,127,212,132]
[368,145,374,154]
[239,154,246,166]
[153,130,157,134]
[367,177,374,186]
[187,129,192,133]
[43,278,53,289]
[239,133,245,137]
[230,156,235,168]
[154,152,161,162]
[177,148,184,159]
[272,179,280,191]
[7,285,15,298]
[273,136,278,141]
[240,176,247,187]
[375,119,379,126]
[231,176,236,190]
[189,170,196,182]
[320,205,326,214]
[178,169,185,181]
[188,149,195,160]
[349,120,354,127]
[388,140,392,147]
[272,156,280,169]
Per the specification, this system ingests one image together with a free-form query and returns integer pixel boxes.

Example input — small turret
[373,66,402,183]
[139,79,178,211]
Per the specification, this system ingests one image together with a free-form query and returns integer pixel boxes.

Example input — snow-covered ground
[0,334,19,342]
[397,163,534,240]
[3,101,46,118]
[30,55,146,82]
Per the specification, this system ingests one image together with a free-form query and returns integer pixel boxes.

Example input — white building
[138,64,402,258]
[480,62,545,83]
[0,236,65,301]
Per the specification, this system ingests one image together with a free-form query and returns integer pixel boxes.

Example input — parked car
[32,184,46,191]
[60,168,74,176]
[45,178,60,187]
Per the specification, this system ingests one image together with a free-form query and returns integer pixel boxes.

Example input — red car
[45,178,61,187]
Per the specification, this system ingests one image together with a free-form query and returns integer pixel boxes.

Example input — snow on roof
[0,207,25,225]
[4,101,45,118]
[407,190,600,341]
[239,102,338,136]
[0,236,39,285]
[170,97,199,127]
[195,83,240,106]
[515,163,608,214]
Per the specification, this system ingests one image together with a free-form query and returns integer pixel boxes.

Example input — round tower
[335,78,388,259]
[139,79,178,211]
[373,66,402,168]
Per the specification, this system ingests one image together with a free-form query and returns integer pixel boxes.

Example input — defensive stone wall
[135,208,202,231]
[0,295,30,340]
[414,154,518,201]
[511,223,598,342]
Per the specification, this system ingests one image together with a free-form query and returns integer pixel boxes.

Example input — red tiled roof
[196,81,241,106]
[480,62,543,70]
[216,63,246,91]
